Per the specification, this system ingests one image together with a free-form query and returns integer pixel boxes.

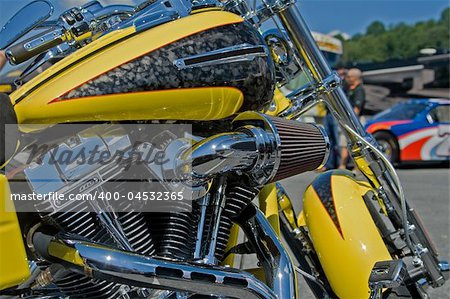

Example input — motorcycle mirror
[0,0,54,50]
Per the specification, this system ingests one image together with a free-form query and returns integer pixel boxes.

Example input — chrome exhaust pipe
[33,230,282,299]
[239,206,298,298]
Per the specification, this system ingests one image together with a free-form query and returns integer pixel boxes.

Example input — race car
[365,99,450,163]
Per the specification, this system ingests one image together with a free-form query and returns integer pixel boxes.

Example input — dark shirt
[347,83,365,114]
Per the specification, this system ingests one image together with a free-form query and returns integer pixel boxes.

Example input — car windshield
[374,102,428,121]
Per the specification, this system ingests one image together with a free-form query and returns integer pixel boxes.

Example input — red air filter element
[268,116,329,182]
[233,112,330,183]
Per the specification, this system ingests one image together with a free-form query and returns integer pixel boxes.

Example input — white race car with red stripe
[365,99,450,163]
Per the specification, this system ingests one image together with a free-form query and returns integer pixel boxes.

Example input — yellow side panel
[16,87,243,128]
[221,223,240,267]
[277,189,298,230]
[297,210,306,227]
[303,174,391,299]
[259,183,280,236]
[10,26,136,105]
[0,85,12,93]
[0,175,29,290]
[265,88,291,116]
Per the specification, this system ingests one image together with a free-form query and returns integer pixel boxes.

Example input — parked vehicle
[0,1,447,298]
[365,99,450,163]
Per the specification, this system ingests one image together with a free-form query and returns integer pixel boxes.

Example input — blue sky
[298,0,449,36]
[1,0,449,36]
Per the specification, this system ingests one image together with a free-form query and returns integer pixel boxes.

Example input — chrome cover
[178,113,281,186]
[263,29,301,86]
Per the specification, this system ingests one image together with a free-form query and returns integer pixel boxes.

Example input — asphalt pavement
[244,166,450,298]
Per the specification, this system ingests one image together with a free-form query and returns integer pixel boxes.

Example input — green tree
[366,21,386,35]
[440,7,450,25]
[341,8,450,64]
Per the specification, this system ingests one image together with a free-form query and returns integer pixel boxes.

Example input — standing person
[0,51,6,71]
[317,66,348,171]
[339,68,366,169]
[320,66,347,170]
[321,108,340,170]
[346,68,366,116]
[336,66,348,92]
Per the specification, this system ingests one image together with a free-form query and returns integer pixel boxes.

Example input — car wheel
[373,131,399,164]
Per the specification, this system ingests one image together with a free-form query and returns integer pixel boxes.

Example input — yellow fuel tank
[10,10,275,127]
[0,175,30,290]
[302,170,391,299]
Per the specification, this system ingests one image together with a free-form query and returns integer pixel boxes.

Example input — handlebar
[6,27,66,65]
[3,0,181,65]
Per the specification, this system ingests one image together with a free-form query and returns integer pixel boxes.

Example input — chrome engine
[10,113,329,298]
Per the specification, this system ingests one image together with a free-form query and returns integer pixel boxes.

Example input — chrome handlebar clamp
[279,72,341,119]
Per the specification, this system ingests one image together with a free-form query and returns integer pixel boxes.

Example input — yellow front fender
[303,170,391,299]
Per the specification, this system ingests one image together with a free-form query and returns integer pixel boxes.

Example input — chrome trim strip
[173,43,268,70]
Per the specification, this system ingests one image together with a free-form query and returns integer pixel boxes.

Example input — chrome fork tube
[276,3,446,287]
[277,5,366,142]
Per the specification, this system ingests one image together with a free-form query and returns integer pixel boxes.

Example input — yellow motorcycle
[0,0,447,298]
